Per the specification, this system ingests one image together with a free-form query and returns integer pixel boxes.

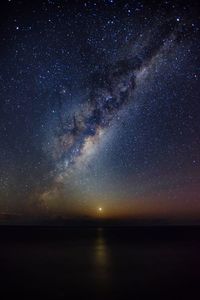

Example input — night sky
[0,0,200,223]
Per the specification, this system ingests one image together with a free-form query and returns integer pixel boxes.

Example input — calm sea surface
[1,226,200,299]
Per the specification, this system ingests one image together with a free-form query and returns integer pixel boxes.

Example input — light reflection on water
[93,228,112,292]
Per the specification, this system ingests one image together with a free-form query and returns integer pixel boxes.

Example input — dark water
[1,226,200,299]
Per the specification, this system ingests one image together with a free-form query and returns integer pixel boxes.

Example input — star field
[0,0,200,223]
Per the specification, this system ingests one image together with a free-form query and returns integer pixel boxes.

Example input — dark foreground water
[1,226,200,299]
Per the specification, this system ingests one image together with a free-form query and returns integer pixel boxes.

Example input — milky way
[52,20,180,179]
